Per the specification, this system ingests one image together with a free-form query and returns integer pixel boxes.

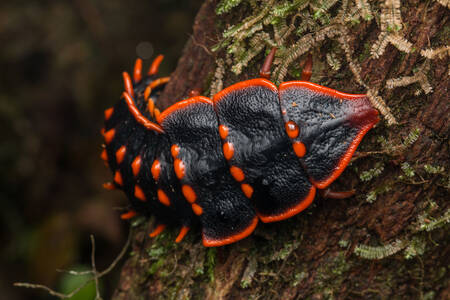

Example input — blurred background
[0,0,203,298]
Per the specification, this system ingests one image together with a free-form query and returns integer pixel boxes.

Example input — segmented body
[101,56,379,247]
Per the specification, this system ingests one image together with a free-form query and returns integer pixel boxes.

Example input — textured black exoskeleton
[101,55,379,246]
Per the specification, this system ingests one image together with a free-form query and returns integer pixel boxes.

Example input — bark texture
[113,1,449,299]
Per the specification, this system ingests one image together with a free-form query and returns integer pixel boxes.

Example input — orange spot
[122,71,134,98]
[100,128,105,135]
[104,129,116,144]
[241,183,254,198]
[148,54,164,75]
[171,144,180,157]
[219,124,229,139]
[131,155,142,177]
[104,107,114,120]
[149,224,166,238]
[115,146,126,164]
[114,171,123,186]
[202,216,258,247]
[102,182,116,190]
[133,58,142,82]
[182,185,197,203]
[100,149,108,162]
[120,210,137,220]
[293,141,306,158]
[157,189,171,206]
[175,226,190,243]
[144,85,152,101]
[174,159,185,179]
[230,166,245,182]
[192,203,203,215]
[258,186,316,223]
[134,185,146,202]
[151,160,161,181]
[223,142,234,160]
[285,121,299,139]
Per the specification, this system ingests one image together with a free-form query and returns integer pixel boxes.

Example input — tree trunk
[113,1,449,299]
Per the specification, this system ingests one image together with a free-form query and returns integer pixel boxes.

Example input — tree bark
[113,1,449,299]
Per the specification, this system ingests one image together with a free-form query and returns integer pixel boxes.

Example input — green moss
[423,164,445,174]
[148,258,165,275]
[403,128,421,147]
[291,271,307,287]
[206,248,217,282]
[216,0,244,15]
[240,257,258,288]
[360,162,385,182]
[404,236,426,259]
[314,252,352,294]
[400,162,415,178]
[354,240,406,260]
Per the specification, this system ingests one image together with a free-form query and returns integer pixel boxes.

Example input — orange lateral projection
[120,210,137,220]
[103,129,116,144]
[133,58,142,82]
[104,107,114,120]
[122,92,164,134]
[102,182,116,190]
[148,55,164,76]
[122,71,135,98]
[149,224,166,238]
[100,149,108,162]
[175,226,190,243]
